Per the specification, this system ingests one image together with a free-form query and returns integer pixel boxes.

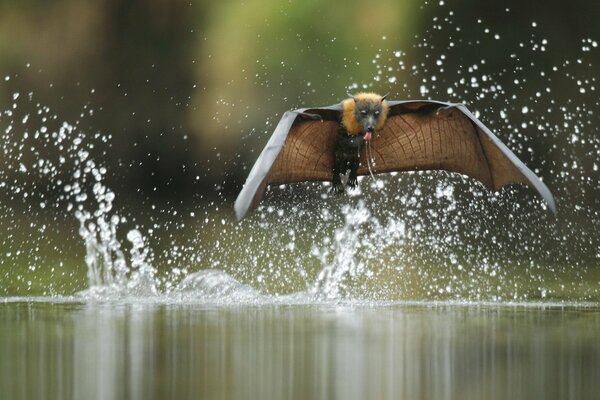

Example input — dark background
[0,0,597,202]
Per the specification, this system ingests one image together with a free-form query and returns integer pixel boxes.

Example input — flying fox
[234,92,556,221]
[333,92,390,193]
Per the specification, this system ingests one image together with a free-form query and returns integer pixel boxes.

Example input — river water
[1,300,599,400]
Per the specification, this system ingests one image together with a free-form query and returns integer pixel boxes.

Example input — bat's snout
[363,123,375,141]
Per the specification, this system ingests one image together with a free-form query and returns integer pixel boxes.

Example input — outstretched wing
[234,104,342,220]
[234,100,556,221]
[357,100,556,213]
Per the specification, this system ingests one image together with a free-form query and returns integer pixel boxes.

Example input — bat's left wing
[234,103,342,221]
[357,100,556,213]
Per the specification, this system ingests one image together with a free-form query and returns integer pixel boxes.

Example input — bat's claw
[330,182,345,195]
[347,176,358,190]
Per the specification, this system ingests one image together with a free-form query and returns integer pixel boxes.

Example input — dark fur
[332,95,386,193]
[331,126,366,193]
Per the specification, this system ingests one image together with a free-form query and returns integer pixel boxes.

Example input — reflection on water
[1,301,599,400]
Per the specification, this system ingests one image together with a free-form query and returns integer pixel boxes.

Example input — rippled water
[1,300,599,400]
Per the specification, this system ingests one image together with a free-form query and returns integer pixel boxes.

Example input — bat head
[342,92,389,141]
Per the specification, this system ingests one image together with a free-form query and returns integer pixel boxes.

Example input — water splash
[1,3,599,304]
[70,134,159,298]
[175,269,262,303]
[310,201,406,300]
[0,92,160,298]
[311,202,372,299]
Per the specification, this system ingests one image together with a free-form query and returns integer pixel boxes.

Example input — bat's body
[332,93,389,192]
[234,93,556,221]
[332,128,364,192]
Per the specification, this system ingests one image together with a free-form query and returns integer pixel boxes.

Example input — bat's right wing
[234,104,342,221]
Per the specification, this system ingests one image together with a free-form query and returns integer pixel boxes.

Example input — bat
[234,92,556,221]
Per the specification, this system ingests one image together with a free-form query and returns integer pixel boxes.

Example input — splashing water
[74,165,157,297]
[0,93,161,299]
[175,269,262,303]
[1,4,600,304]
[68,132,159,298]
[311,202,373,299]
[310,201,406,300]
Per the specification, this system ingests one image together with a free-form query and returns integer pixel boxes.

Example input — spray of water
[1,3,599,303]
[0,92,161,298]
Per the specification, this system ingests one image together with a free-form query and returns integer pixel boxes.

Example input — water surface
[1,300,599,400]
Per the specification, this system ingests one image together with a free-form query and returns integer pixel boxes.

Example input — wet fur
[332,93,389,193]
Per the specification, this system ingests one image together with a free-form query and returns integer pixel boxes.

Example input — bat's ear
[380,92,390,101]
[346,92,358,102]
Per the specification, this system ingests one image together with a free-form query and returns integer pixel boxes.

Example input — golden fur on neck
[341,92,389,136]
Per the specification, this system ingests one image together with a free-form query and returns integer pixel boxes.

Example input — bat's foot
[347,175,358,190]
[330,182,345,195]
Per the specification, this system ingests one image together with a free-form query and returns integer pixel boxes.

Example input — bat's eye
[374,110,380,116]
[360,110,368,116]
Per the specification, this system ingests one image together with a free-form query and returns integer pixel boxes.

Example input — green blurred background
[0,0,599,297]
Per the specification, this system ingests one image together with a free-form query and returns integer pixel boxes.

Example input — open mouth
[363,131,373,141]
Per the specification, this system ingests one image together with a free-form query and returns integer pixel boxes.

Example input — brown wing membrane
[266,119,338,184]
[358,103,498,188]
[234,105,342,220]
[359,101,556,212]
[235,100,556,221]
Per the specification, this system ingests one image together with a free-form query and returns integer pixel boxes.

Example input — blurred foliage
[0,0,203,203]
[0,0,599,201]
